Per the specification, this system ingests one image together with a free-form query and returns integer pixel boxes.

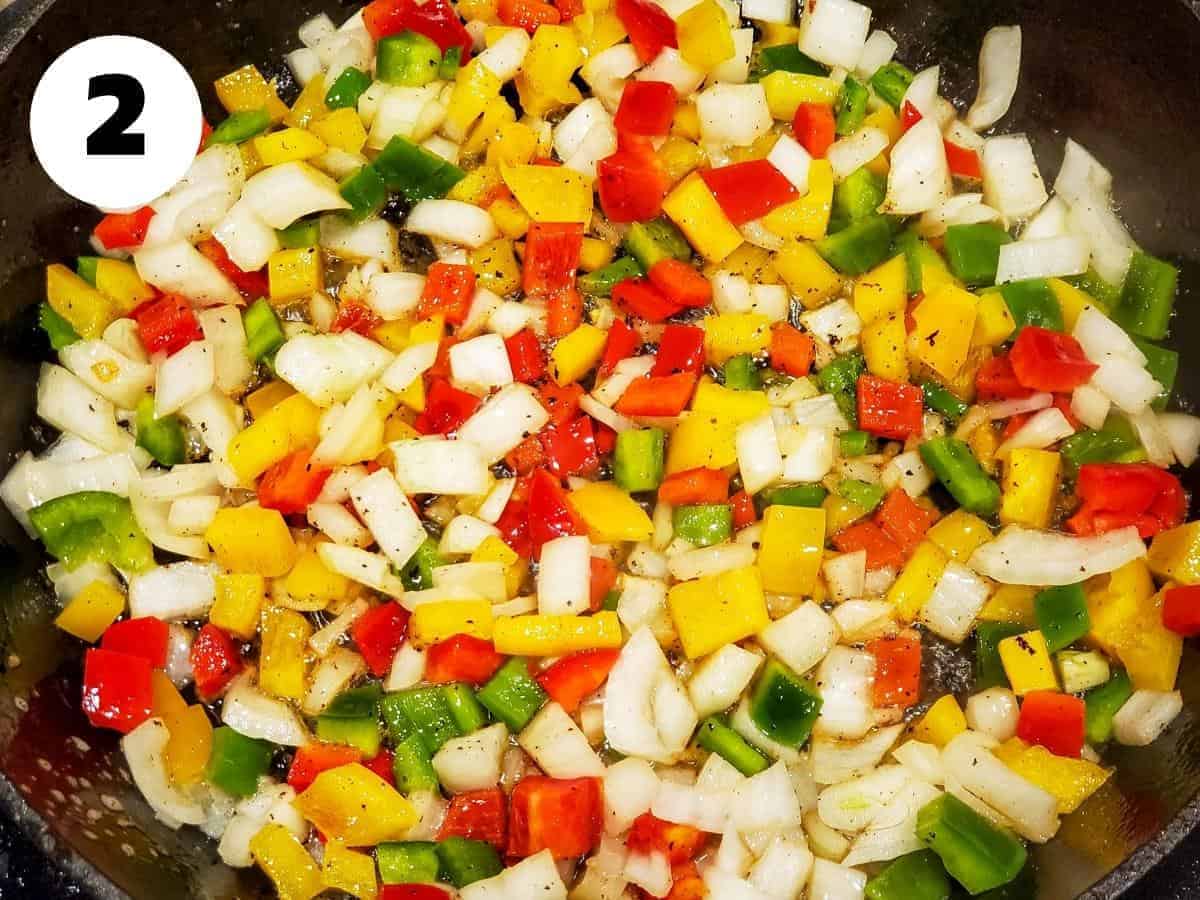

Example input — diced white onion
[128,561,217,620]
[842,778,942,867]
[638,48,706,98]
[433,723,509,792]
[965,687,1020,741]
[1070,384,1112,431]
[968,524,1146,586]
[966,26,1022,130]
[273,331,393,407]
[458,383,551,463]
[883,119,951,216]
[393,438,491,496]
[406,199,497,249]
[1159,413,1200,467]
[1129,407,1175,467]
[919,561,991,644]
[981,134,1048,219]
[222,674,309,746]
[797,0,872,69]
[759,601,839,676]
[855,30,897,79]
[828,127,889,182]
[1113,690,1183,747]
[995,236,1089,284]
[814,647,876,741]
[994,406,1074,456]
[696,83,773,147]
[985,391,1052,420]
[519,702,606,779]
[122,719,205,828]
[941,732,1059,842]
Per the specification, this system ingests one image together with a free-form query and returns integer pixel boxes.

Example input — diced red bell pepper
[597,136,671,223]
[380,886,456,900]
[866,631,921,709]
[856,374,925,440]
[1016,691,1086,758]
[416,262,477,326]
[93,206,155,250]
[945,140,983,180]
[589,557,618,611]
[425,634,506,685]
[198,118,213,153]
[900,100,923,132]
[287,742,363,793]
[832,520,905,571]
[658,467,729,506]
[414,378,482,435]
[595,423,617,456]
[536,648,620,713]
[1066,462,1187,539]
[429,335,455,379]
[362,0,473,57]
[257,448,332,516]
[647,259,712,309]
[792,103,836,159]
[505,328,547,383]
[652,324,706,377]
[541,416,601,477]
[351,602,411,676]
[1000,411,1030,442]
[81,648,154,734]
[190,623,244,701]
[626,813,708,865]
[100,616,169,669]
[538,381,585,427]
[547,286,584,338]
[1053,393,1081,431]
[553,0,584,20]
[364,749,396,786]
[524,222,584,298]
[612,278,684,323]
[133,294,204,357]
[769,323,815,377]
[615,80,678,137]
[615,372,698,417]
[874,488,939,556]
[976,354,1034,402]
[599,318,642,378]
[615,0,677,62]
[508,776,604,859]
[197,237,269,302]
[498,0,561,30]
[505,434,547,476]
[329,300,383,337]
[439,788,508,851]
[1163,585,1200,637]
[661,862,707,900]
[700,160,799,225]
[527,469,587,555]
[731,490,757,529]
[1008,326,1098,393]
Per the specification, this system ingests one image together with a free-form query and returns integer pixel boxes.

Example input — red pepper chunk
[190,624,244,701]
[866,631,921,709]
[197,237,269,302]
[425,634,506,685]
[81,648,154,734]
[945,140,983,180]
[133,294,204,357]
[599,318,642,378]
[1017,691,1086,758]
[439,788,509,851]
[612,278,684,323]
[508,776,604,859]
[658,467,729,506]
[874,488,939,556]
[615,372,698,417]
[1163,585,1200,637]
[524,222,584,298]
[900,100,923,131]
[537,649,621,713]
[792,103,836,158]
[538,381,585,427]
[615,0,677,62]
[615,81,678,137]
[257,448,332,516]
[329,300,383,337]
[362,0,472,57]
[731,490,757,529]
[589,557,618,611]
[414,378,482,435]
[975,354,1034,402]
[380,886,456,900]
[101,616,169,669]
[1066,462,1187,539]
[505,435,547,476]
[554,0,584,20]
[833,520,905,571]
[541,416,601,477]
[547,286,585,338]
[627,813,708,865]
[416,262,477,326]
[287,742,363,793]
[652,324,706,376]
[505,328,547,383]
[527,470,587,555]
[647,259,713,309]
[597,136,671,223]
[364,749,397,786]
[351,602,411,676]
[498,0,561,30]
[856,375,924,440]
[1009,326,1098,393]
[769,323,815,377]
[93,206,155,250]
[700,160,799,225]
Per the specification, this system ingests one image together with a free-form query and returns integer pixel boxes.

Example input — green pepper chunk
[673,504,733,547]
[377,30,442,86]
[943,223,1012,287]
[835,77,870,136]
[207,727,273,798]
[839,479,885,512]
[438,46,463,80]
[614,427,665,492]
[696,716,770,775]
[816,215,894,275]
[870,62,915,110]
[1131,337,1179,411]
[382,687,461,754]
[444,682,489,733]
[917,794,1026,895]
[339,164,388,222]
[893,229,950,294]
[722,354,761,390]
[757,483,828,513]
[242,298,287,363]
[998,278,1063,336]
[818,352,866,425]
[1114,251,1178,340]
[39,302,80,350]
[751,43,828,79]
[749,658,823,747]
[1059,414,1141,474]
[324,66,373,110]
[206,108,270,146]
[374,135,466,202]
[436,837,503,887]
[919,437,1001,517]
[624,219,692,270]
[579,256,645,297]
[921,381,969,423]
[476,658,547,731]
[866,850,953,900]
[1085,669,1134,745]
[28,491,155,573]
[75,256,101,286]
[839,429,874,457]
[135,395,187,466]
[974,622,1025,690]
[602,589,621,611]
[1067,268,1122,309]
[316,714,382,756]
[400,537,445,590]
[391,732,440,792]
[276,217,321,249]
[830,168,887,234]
[378,841,441,884]
[324,684,383,718]
[1034,583,1090,653]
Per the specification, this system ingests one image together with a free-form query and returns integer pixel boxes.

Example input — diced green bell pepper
[614,427,665,492]
[579,256,645,297]
[324,684,383,718]
[381,687,461,754]
[1034,583,1090,653]
[324,67,372,110]
[943,223,1012,287]
[392,732,440,793]
[438,46,463,80]
[1085,668,1133,745]
[75,256,101,286]
[340,164,388,222]
[673,504,733,547]
[374,135,466,202]
[276,217,321,250]
[316,714,382,756]
[1067,268,1122,310]
[975,622,1025,690]
[839,479,885,512]
[756,483,828,514]
[1132,337,1178,411]
[696,715,770,775]
[437,837,504,887]
[866,850,952,900]
[207,108,270,146]
[1113,251,1178,340]
[920,437,1001,517]
[893,229,950,295]
[400,537,444,591]
[476,658,547,731]
[916,794,1026,896]
[624,218,692,270]
[870,62,915,110]
[243,298,287,363]
[377,30,442,86]
[830,168,887,234]
[723,354,761,390]
[377,841,441,884]
[39,302,80,350]
[1059,414,1141,474]
[816,214,894,275]
[751,43,827,79]
[749,658,822,747]
[444,682,489,733]
[207,726,273,798]
[839,429,874,457]
[602,589,621,611]
[835,77,870,136]
[999,278,1063,336]
[135,395,187,466]
[818,352,866,425]
[28,491,155,573]
[921,380,969,423]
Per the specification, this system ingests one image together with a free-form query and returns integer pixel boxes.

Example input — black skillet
[2,0,1200,896]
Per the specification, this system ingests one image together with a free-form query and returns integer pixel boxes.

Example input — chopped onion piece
[433,723,509,793]
[985,391,1052,420]
[941,732,1059,842]
[222,673,309,746]
[994,406,1074,456]
[855,30,897,79]
[883,119,951,215]
[995,236,1089,284]
[965,687,1020,742]
[519,702,606,779]
[1113,690,1182,747]
[1054,138,1113,206]
[808,859,868,900]
[968,525,1146,586]
[1129,408,1174,467]
[901,66,940,119]
[605,758,660,835]
[1070,384,1112,432]
[824,551,867,603]
[966,26,1022,130]
[638,48,705,97]
[810,724,905,785]
[827,127,890,181]
[1073,306,1146,365]
[981,135,1048,219]
[696,83,772,147]
[406,199,498,249]
[814,647,876,741]
[759,601,839,676]
[687,644,763,718]
[1159,413,1200,467]
[122,719,205,828]
[817,765,908,833]
[842,778,942,867]
[797,0,872,70]
[919,562,991,644]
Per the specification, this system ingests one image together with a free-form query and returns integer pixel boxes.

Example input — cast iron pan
[2,0,1200,897]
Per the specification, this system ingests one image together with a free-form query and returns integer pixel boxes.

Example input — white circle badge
[30,35,202,210]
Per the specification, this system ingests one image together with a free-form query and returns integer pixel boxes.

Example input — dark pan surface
[3,0,1200,897]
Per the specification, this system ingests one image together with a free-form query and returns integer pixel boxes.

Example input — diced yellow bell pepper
[727,130,778,165]
[46,264,117,339]
[760,22,801,44]
[887,541,948,622]
[669,566,769,659]
[321,840,377,900]
[459,0,499,20]
[1048,278,1101,330]
[772,240,842,308]
[409,316,445,346]
[999,449,1060,529]
[662,173,743,264]
[998,630,1059,695]
[910,283,978,381]
[205,507,298,577]
[758,505,825,596]
[250,824,323,900]
[967,419,1000,475]
[245,380,296,419]
[371,320,411,354]
[259,606,312,701]
[228,393,322,483]
[488,197,531,240]
[240,141,265,177]
[971,290,1016,347]
[924,510,991,564]
[569,482,654,543]
[549,324,607,385]
[1087,560,1181,691]
[254,128,327,166]
[579,237,615,273]
[994,738,1111,814]
[862,312,909,382]
[1148,521,1200,585]
[501,164,593,224]
[671,103,702,141]
[761,72,841,119]
[676,0,734,71]
[576,8,627,56]
[284,75,328,129]
[309,108,368,154]
[297,764,417,845]
[853,255,908,325]
[515,26,583,117]
[861,104,902,146]
[54,580,124,642]
[151,672,213,785]
[215,65,290,122]
[691,380,770,424]
[268,247,322,303]
[472,536,528,598]
[94,259,153,313]
[492,611,623,656]
[823,494,868,536]
[445,60,503,141]
[210,573,266,640]
[979,584,1037,626]
[284,547,349,611]
[448,164,503,206]
[409,600,494,646]
[470,238,522,294]
[912,694,967,747]
[761,161,834,242]
[703,313,771,364]
[666,412,738,474]
[463,98,517,158]
[487,121,540,168]
[716,243,779,285]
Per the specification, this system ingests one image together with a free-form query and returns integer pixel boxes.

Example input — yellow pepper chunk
[284,75,328,129]
[94,259,153,313]
[1086,560,1181,691]
[999,449,1060,529]
[493,611,623,656]
[580,237,615,273]
[487,122,540,168]
[972,291,1016,347]
[760,72,841,119]
[297,764,416,845]
[569,482,654,543]
[910,283,978,381]
[912,694,968,747]
[46,263,117,339]
[762,160,835,242]
[861,104,902,146]
[853,255,908,325]
[823,494,868,536]
[662,173,743,263]
[772,240,842,308]
[691,380,770,424]
[250,824,323,900]
[1048,278,1100,331]
[205,507,298,577]
[259,606,312,701]
[268,247,323,303]
[449,164,504,206]
[215,65,290,122]
[228,393,322,482]
[211,573,266,640]
[445,60,503,140]
[487,197,531,240]
[994,738,1111,815]
[757,506,825,596]
[515,26,583,117]
[659,136,706,185]
[472,536,528,598]
[998,630,1059,695]
[887,541,948,622]
[927,510,992,563]
[549,324,607,385]
[979,584,1037,626]
[471,238,523,295]
[409,600,494,646]
[464,97,517,157]
[284,547,349,611]
[576,8,628,57]
[1147,521,1200,584]
[668,566,769,660]
[676,0,734,71]
[968,419,1001,475]
[501,164,593,224]
[245,380,296,418]
[666,413,738,474]
[862,312,909,382]
[321,840,378,900]
[718,243,779,285]
[703,313,771,364]
[151,672,213,785]
[309,108,368,154]
[55,580,124,642]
